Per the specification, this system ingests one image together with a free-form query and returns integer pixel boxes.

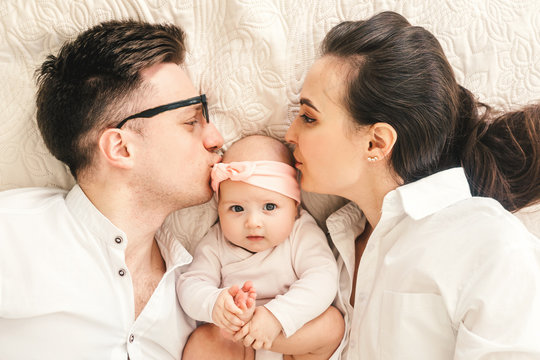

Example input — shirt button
[129,334,135,343]
[115,236,123,244]
[118,269,126,276]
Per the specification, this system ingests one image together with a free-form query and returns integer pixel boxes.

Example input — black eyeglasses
[115,94,209,129]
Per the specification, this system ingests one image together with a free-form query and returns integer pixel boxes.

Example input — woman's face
[285,57,369,197]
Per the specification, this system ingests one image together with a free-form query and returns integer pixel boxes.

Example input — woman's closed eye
[300,113,316,124]
[263,203,277,211]
[230,205,244,212]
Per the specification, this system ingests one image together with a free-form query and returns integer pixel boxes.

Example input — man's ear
[98,129,134,169]
[367,122,397,161]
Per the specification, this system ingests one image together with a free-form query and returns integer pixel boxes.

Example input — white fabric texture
[177,209,338,338]
[1,0,539,253]
[326,168,540,360]
[0,185,196,360]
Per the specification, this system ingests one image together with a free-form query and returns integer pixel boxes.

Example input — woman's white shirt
[327,167,540,360]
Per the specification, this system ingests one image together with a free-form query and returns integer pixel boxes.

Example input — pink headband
[211,161,301,203]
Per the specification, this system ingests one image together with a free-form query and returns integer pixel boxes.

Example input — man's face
[129,62,224,210]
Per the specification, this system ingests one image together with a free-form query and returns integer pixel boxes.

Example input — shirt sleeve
[176,225,224,324]
[264,211,339,337]
[453,226,540,359]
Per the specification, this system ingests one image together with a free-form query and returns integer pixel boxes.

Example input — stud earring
[367,156,378,162]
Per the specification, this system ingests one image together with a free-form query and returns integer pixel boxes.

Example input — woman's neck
[348,174,399,229]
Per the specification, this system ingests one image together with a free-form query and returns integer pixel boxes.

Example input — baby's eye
[264,203,276,211]
[231,205,244,212]
[300,114,316,124]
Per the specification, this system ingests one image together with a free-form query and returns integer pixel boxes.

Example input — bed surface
[1,0,539,248]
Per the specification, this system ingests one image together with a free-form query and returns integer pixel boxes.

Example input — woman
[285,11,540,359]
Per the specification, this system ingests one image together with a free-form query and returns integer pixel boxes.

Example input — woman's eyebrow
[300,98,320,112]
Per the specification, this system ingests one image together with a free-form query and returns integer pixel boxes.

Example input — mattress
[1,0,539,249]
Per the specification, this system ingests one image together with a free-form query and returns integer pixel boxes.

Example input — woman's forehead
[302,57,347,109]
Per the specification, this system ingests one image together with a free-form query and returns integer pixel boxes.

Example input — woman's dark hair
[35,20,186,179]
[322,11,539,211]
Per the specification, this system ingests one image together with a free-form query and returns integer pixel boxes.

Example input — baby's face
[217,180,298,253]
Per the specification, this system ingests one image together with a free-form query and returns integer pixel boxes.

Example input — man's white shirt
[0,185,195,360]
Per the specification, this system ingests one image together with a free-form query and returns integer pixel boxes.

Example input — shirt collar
[65,184,127,245]
[65,184,192,270]
[326,201,366,277]
[155,226,193,270]
[390,167,472,221]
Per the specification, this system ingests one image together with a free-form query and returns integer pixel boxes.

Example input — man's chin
[186,187,215,208]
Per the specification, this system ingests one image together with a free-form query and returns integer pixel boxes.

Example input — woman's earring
[367,156,378,162]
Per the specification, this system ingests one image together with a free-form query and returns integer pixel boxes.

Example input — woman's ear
[98,129,134,170]
[367,122,397,161]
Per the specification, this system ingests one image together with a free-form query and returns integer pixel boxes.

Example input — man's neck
[78,181,168,262]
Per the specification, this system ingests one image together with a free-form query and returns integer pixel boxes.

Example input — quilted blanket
[1,0,539,249]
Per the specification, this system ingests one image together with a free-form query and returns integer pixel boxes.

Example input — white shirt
[0,185,195,360]
[326,168,540,360]
[178,209,338,338]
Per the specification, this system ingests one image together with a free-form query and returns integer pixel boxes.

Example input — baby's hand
[233,281,257,323]
[234,306,282,350]
[212,286,245,333]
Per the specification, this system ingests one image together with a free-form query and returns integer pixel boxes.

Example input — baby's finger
[243,334,255,347]
[251,339,264,350]
[228,284,240,297]
[241,280,254,292]
[224,296,243,315]
[223,310,244,327]
[223,323,241,333]
[246,296,255,309]
[262,340,272,350]
[233,324,250,342]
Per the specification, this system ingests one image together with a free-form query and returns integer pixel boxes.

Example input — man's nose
[203,122,224,152]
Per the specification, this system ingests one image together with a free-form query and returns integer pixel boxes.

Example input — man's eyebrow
[299,98,319,112]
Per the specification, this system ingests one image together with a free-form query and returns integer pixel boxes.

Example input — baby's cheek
[272,216,296,245]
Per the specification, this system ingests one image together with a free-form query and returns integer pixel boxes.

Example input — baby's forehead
[218,180,291,202]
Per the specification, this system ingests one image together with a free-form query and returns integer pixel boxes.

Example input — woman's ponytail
[458,93,540,211]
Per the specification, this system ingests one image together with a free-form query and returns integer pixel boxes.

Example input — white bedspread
[1,0,539,250]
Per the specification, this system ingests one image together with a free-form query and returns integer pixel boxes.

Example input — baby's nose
[245,212,262,228]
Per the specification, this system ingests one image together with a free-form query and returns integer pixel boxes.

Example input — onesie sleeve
[264,210,339,337]
[176,225,224,324]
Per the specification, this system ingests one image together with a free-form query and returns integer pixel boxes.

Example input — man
[0,20,223,359]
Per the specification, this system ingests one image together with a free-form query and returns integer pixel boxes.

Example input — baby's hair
[223,135,295,166]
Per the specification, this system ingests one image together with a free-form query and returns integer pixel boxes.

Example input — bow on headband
[211,161,301,203]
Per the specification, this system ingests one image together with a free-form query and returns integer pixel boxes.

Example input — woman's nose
[285,118,297,144]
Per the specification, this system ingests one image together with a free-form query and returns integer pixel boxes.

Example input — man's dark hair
[35,20,186,179]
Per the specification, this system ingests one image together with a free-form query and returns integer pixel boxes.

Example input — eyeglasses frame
[115,94,209,129]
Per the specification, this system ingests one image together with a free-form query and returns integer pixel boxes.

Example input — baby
[178,135,343,360]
